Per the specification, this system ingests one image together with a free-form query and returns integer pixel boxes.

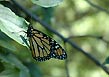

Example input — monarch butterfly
[26,25,67,61]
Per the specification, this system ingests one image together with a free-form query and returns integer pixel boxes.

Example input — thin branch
[64,42,70,77]
[86,0,109,14]
[11,0,109,74]
[67,35,109,44]
[65,59,70,77]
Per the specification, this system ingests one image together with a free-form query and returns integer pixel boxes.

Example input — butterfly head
[27,25,34,37]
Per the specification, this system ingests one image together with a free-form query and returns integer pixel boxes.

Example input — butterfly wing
[29,31,51,61]
[27,26,67,61]
[49,39,67,60]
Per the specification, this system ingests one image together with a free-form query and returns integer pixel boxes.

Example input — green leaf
[0,69,19,77]
[103,57,109,65]
[0,31,18,51]
[31,0,63,7]
[0,61,5,73]
[25,62,42,77]
[0,4,28,47]
[0,53,30,77]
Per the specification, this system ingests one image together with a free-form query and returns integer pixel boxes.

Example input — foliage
[0,0,109,77]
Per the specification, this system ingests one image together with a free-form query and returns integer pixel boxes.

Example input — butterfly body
[27,25,67,61]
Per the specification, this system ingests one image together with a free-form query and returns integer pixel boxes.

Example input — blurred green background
[0,0,109,77]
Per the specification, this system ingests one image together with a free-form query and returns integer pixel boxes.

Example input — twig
[11,0,109,74]
[86,0,109,14]
[65,59,70,77]
[67,35,109,44]
[64,42,70,77]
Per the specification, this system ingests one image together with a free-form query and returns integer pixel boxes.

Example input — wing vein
[33,34,50,55]
[32,36,41,57]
